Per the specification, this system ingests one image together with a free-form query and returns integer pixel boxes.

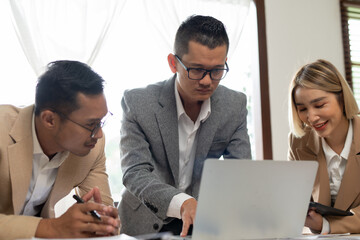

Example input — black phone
[309,202,353,216]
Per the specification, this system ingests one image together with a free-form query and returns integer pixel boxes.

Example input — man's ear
[39,110,57,129]
[167,54,177,73]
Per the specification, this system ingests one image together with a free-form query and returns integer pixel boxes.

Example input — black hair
[35,60,104,115]
[174,15,229,57]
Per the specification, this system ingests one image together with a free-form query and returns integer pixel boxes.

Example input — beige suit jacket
[288,116,360,233]
[0,105,113,239]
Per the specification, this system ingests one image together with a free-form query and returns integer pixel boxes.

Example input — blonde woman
[288,59,360,234]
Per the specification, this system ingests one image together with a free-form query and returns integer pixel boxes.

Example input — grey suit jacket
[0,105,113,240]
[119,76,251,236]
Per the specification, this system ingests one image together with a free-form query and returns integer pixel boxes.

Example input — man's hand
[81,186,121,233]
[180,198,197,237]
[82,187,103,203]
[305,209,323,233]
[83,186,120,234]
[35,187,120,238]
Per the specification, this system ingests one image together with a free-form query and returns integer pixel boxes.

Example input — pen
[73,194,102,221]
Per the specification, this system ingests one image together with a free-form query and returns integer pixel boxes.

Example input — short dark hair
[174,15,229,57]
[35,60,105,116]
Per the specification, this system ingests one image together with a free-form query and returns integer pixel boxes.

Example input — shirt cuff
[166,193,193,219]
[321,217,330,234]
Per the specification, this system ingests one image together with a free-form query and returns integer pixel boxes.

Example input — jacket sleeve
[222,92,252,160]
[120,91,182,220]
[327,205,360,233]
[0,214,41,240]
[76,136,114,207]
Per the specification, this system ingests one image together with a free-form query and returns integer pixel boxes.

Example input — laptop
[189,159,318,240]
[134,159,318,240]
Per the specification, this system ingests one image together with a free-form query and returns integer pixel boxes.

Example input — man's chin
[195,91,212,98]
[196,96,211,102]
[72,149,92,157]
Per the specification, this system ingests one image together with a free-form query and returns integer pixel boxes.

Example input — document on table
[32,234,137,240]
[288,233,354,239]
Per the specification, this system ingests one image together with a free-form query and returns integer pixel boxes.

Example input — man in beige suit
[0,61,120,239]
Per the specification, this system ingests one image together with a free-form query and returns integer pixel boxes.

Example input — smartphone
[309,202,353,216]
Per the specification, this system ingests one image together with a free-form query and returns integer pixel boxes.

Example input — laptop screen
[192,159,318,240]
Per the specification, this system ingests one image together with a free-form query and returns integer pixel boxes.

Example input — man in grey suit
[119,15,251,237]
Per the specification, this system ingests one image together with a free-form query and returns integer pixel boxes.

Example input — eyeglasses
[56,111,113,138]
[175,55,229,81]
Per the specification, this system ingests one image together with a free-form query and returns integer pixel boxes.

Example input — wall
[264,0,344,160]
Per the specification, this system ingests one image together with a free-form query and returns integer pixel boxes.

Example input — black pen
[73,194,102,220]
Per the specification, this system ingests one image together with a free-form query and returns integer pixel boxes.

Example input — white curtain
[9,0,125,76]
[1,0,259,202]
[142,0,251,58]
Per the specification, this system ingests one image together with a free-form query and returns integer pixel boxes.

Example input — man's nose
[92,128,103,139]
[199,72,212,86]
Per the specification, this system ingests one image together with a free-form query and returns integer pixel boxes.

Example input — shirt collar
[322,120,353,161]
[174,80,211,123]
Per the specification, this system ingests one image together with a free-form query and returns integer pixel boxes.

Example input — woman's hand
[305,209,323,233]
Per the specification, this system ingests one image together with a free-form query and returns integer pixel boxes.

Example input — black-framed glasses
[56,111,113,138]
[175,55,229,81]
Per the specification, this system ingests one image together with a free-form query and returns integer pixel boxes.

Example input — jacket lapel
[155,76,180,187]
[334,117,360,210]
[195,91,221,159]
[314,150,332,205]
[296,129,331,205]
[191,89,222,197]
[8,105,34,214]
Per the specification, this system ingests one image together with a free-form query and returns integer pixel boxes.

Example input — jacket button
[153,207,158,213]
[153,223,159,230]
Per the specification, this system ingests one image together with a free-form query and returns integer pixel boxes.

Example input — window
[341,0,360,106]
[253,0,272,160]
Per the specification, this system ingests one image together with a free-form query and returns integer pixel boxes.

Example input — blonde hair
[289,59,359,137]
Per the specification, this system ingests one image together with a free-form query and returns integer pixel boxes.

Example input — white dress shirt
[166,82,211,219]
[320,120,352,234]
[20,113,68,216]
